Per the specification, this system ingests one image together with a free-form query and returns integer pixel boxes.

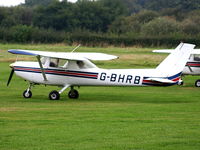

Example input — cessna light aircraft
[7,43,194,100]
[153,48,200,87]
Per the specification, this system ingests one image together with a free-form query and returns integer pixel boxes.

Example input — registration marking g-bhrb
[99,72,141,84]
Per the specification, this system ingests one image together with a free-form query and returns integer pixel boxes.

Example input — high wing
[8,49,118,81]
[8,49,119,61]
[153,49,200,54]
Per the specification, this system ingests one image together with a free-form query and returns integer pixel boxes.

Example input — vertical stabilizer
[156,43,195,77]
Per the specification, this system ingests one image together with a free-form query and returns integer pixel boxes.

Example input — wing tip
[8,49,37,56]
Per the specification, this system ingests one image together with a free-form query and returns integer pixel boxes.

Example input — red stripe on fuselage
[186,63,200,67]
[14,67,98,78]
[45,70,97,78]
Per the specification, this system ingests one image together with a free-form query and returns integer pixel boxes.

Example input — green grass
[0,44,200,150]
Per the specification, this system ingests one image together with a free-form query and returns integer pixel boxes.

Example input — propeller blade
[7,68,14,86]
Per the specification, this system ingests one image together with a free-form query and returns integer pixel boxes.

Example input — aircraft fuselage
[12,61,179,87]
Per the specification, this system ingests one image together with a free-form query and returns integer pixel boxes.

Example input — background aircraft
[7,43,194,100]
[153,49,200,87]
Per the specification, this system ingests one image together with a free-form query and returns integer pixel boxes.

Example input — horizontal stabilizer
[145,77,175,83]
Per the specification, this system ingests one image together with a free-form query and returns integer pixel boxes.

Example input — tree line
[0,0,200,46]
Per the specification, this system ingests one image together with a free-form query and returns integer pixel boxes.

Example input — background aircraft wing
[152,49,173,53]
[8,49,119,61]
[153,49,200,54]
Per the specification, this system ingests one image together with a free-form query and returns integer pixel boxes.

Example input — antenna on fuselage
[71,44,81,53]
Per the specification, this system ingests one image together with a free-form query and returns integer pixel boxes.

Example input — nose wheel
[23,90,32,98]
[23,83,33,98]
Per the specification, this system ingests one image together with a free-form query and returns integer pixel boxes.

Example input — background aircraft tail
[156,43,195,77]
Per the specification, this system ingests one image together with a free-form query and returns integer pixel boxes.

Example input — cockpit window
[194,54,200,61]
[76,61,85,69]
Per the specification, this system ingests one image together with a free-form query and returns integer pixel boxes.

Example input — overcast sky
[0,0,77,6]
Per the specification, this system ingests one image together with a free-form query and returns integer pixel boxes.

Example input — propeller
[7,68,14,86]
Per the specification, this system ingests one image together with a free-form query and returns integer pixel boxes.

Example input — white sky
[0,0,77,6]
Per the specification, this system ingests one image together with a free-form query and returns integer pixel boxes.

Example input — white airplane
[7,43,194,100]
[153,48,200,87]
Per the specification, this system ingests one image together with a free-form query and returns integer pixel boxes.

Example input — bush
[11,25,33,42]
[0,26,66,43]
[141,17,180,36]
[109,10,159,34]
[133,10,159,24]
[181,16,200,35]
[31,27,65,43]
[1,25,200,47]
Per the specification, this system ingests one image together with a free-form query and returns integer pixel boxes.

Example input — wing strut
[71,44,81,53]
[36,55,47,81]
[187,65,193,72]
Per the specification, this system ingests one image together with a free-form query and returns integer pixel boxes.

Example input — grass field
[0,44,200,150]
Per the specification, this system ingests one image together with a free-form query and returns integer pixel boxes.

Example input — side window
[49,58,68,68]
[59,59,68,68]
[50,58,59,67]
[194,54,200,61]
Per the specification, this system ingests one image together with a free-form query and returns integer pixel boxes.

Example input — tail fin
[156,43,195,77]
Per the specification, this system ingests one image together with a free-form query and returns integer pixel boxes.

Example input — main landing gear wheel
[49,90,60,100]
[23,90,32,98]
[195,79,200,87]
[68,89,79,99]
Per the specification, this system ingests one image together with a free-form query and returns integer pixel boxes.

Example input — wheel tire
[178,81,184,85]
[23,90,32,98]
[195,80,200,87]
[49,90,60,100]
[68,90,79,99]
